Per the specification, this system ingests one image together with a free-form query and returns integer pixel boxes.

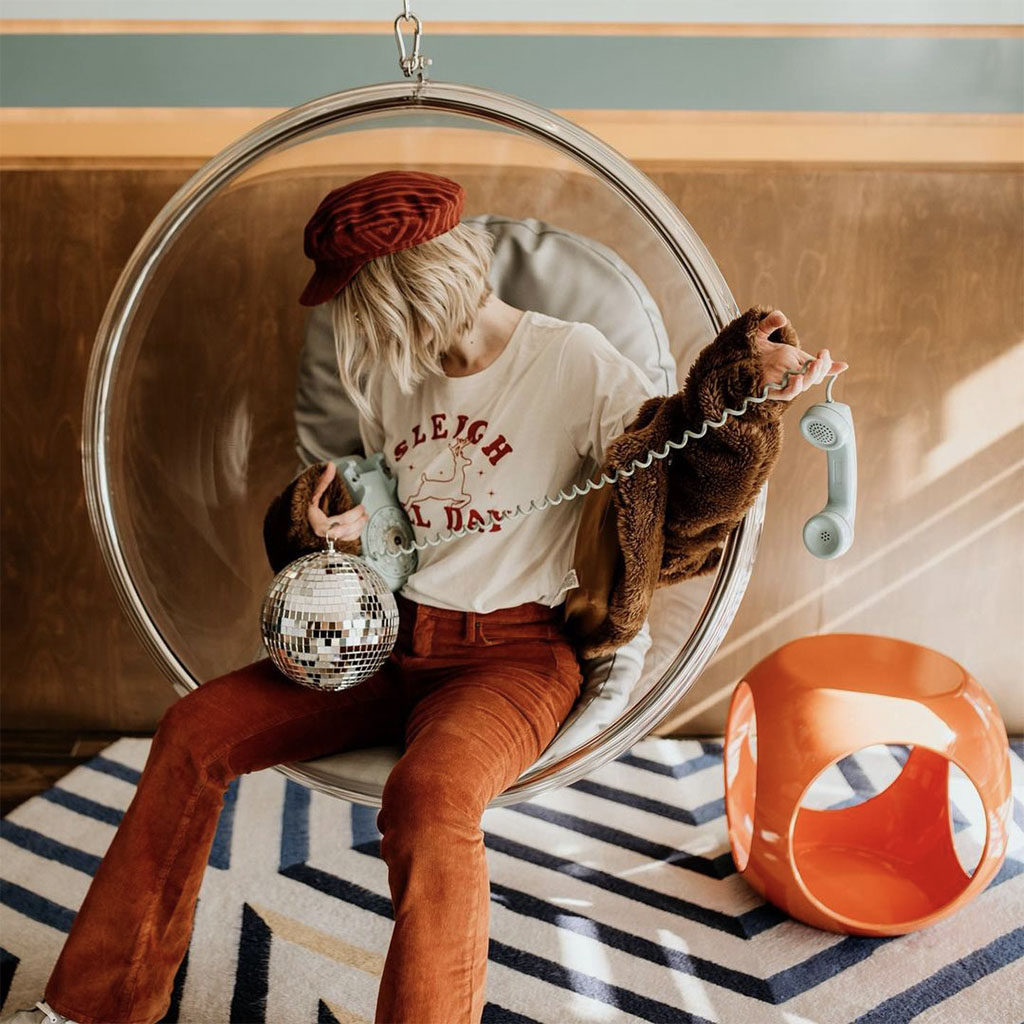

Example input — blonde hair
[330,220,494,420]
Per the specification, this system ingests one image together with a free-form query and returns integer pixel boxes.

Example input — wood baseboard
[1,729,150,815]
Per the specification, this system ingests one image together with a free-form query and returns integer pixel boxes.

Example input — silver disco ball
[260,542,399,691]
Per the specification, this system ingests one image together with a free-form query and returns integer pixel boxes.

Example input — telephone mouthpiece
[803,510,853,559]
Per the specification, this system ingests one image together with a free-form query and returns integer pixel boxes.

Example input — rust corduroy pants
[44,594,584,1024]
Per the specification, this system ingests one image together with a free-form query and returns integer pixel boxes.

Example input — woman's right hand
[306,461,368,543]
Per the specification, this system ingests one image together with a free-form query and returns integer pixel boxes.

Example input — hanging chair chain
[394,0,433,80]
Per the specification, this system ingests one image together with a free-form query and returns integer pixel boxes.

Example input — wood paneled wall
[2,162,1021,733]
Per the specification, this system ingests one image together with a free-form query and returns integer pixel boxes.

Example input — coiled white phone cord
[390,356,833,557]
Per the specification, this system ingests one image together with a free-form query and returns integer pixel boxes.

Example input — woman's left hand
[753,309,849,402]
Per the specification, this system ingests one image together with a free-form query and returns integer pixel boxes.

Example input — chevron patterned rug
[1,737,1022,1024]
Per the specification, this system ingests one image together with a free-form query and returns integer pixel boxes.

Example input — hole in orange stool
[790,746,986,930]
[799,743,909,811]
[947,761,985,876]
[724,681,757,872]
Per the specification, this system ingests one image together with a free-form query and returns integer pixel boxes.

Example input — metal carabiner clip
[393,12,430,79]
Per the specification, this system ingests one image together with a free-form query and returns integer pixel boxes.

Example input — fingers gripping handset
[751,309,854,558]
[799,400,857,558]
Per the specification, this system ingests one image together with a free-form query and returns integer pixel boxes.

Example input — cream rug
[2,738,1022,1023]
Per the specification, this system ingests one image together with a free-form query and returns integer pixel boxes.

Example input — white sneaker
[0,999,76,1024]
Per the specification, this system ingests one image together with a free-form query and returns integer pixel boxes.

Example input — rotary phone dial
[333,453,418,591]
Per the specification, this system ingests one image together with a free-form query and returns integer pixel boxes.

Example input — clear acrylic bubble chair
[82,80,766,808]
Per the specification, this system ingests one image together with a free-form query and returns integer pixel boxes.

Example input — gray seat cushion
[292,215,676,786]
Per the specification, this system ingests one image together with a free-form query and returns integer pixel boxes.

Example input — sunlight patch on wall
[905,340,1024,496]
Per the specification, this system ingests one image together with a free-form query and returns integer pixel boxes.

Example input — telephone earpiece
[799,399,857,558]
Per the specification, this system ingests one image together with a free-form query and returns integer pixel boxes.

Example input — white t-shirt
[358,309,658,612]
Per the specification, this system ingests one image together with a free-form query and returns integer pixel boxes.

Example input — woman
[12,170,845,1024]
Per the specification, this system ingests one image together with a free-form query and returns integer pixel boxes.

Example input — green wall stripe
[1,34,1021,112]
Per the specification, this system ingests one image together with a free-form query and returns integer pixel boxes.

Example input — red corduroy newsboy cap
[298,169,466,306]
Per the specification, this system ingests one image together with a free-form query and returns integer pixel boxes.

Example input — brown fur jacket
[263,305,798,658]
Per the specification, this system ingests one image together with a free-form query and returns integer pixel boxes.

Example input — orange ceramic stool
[724,633,1012,936]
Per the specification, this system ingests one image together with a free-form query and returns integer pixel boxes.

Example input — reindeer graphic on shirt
[406,437,475,509]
